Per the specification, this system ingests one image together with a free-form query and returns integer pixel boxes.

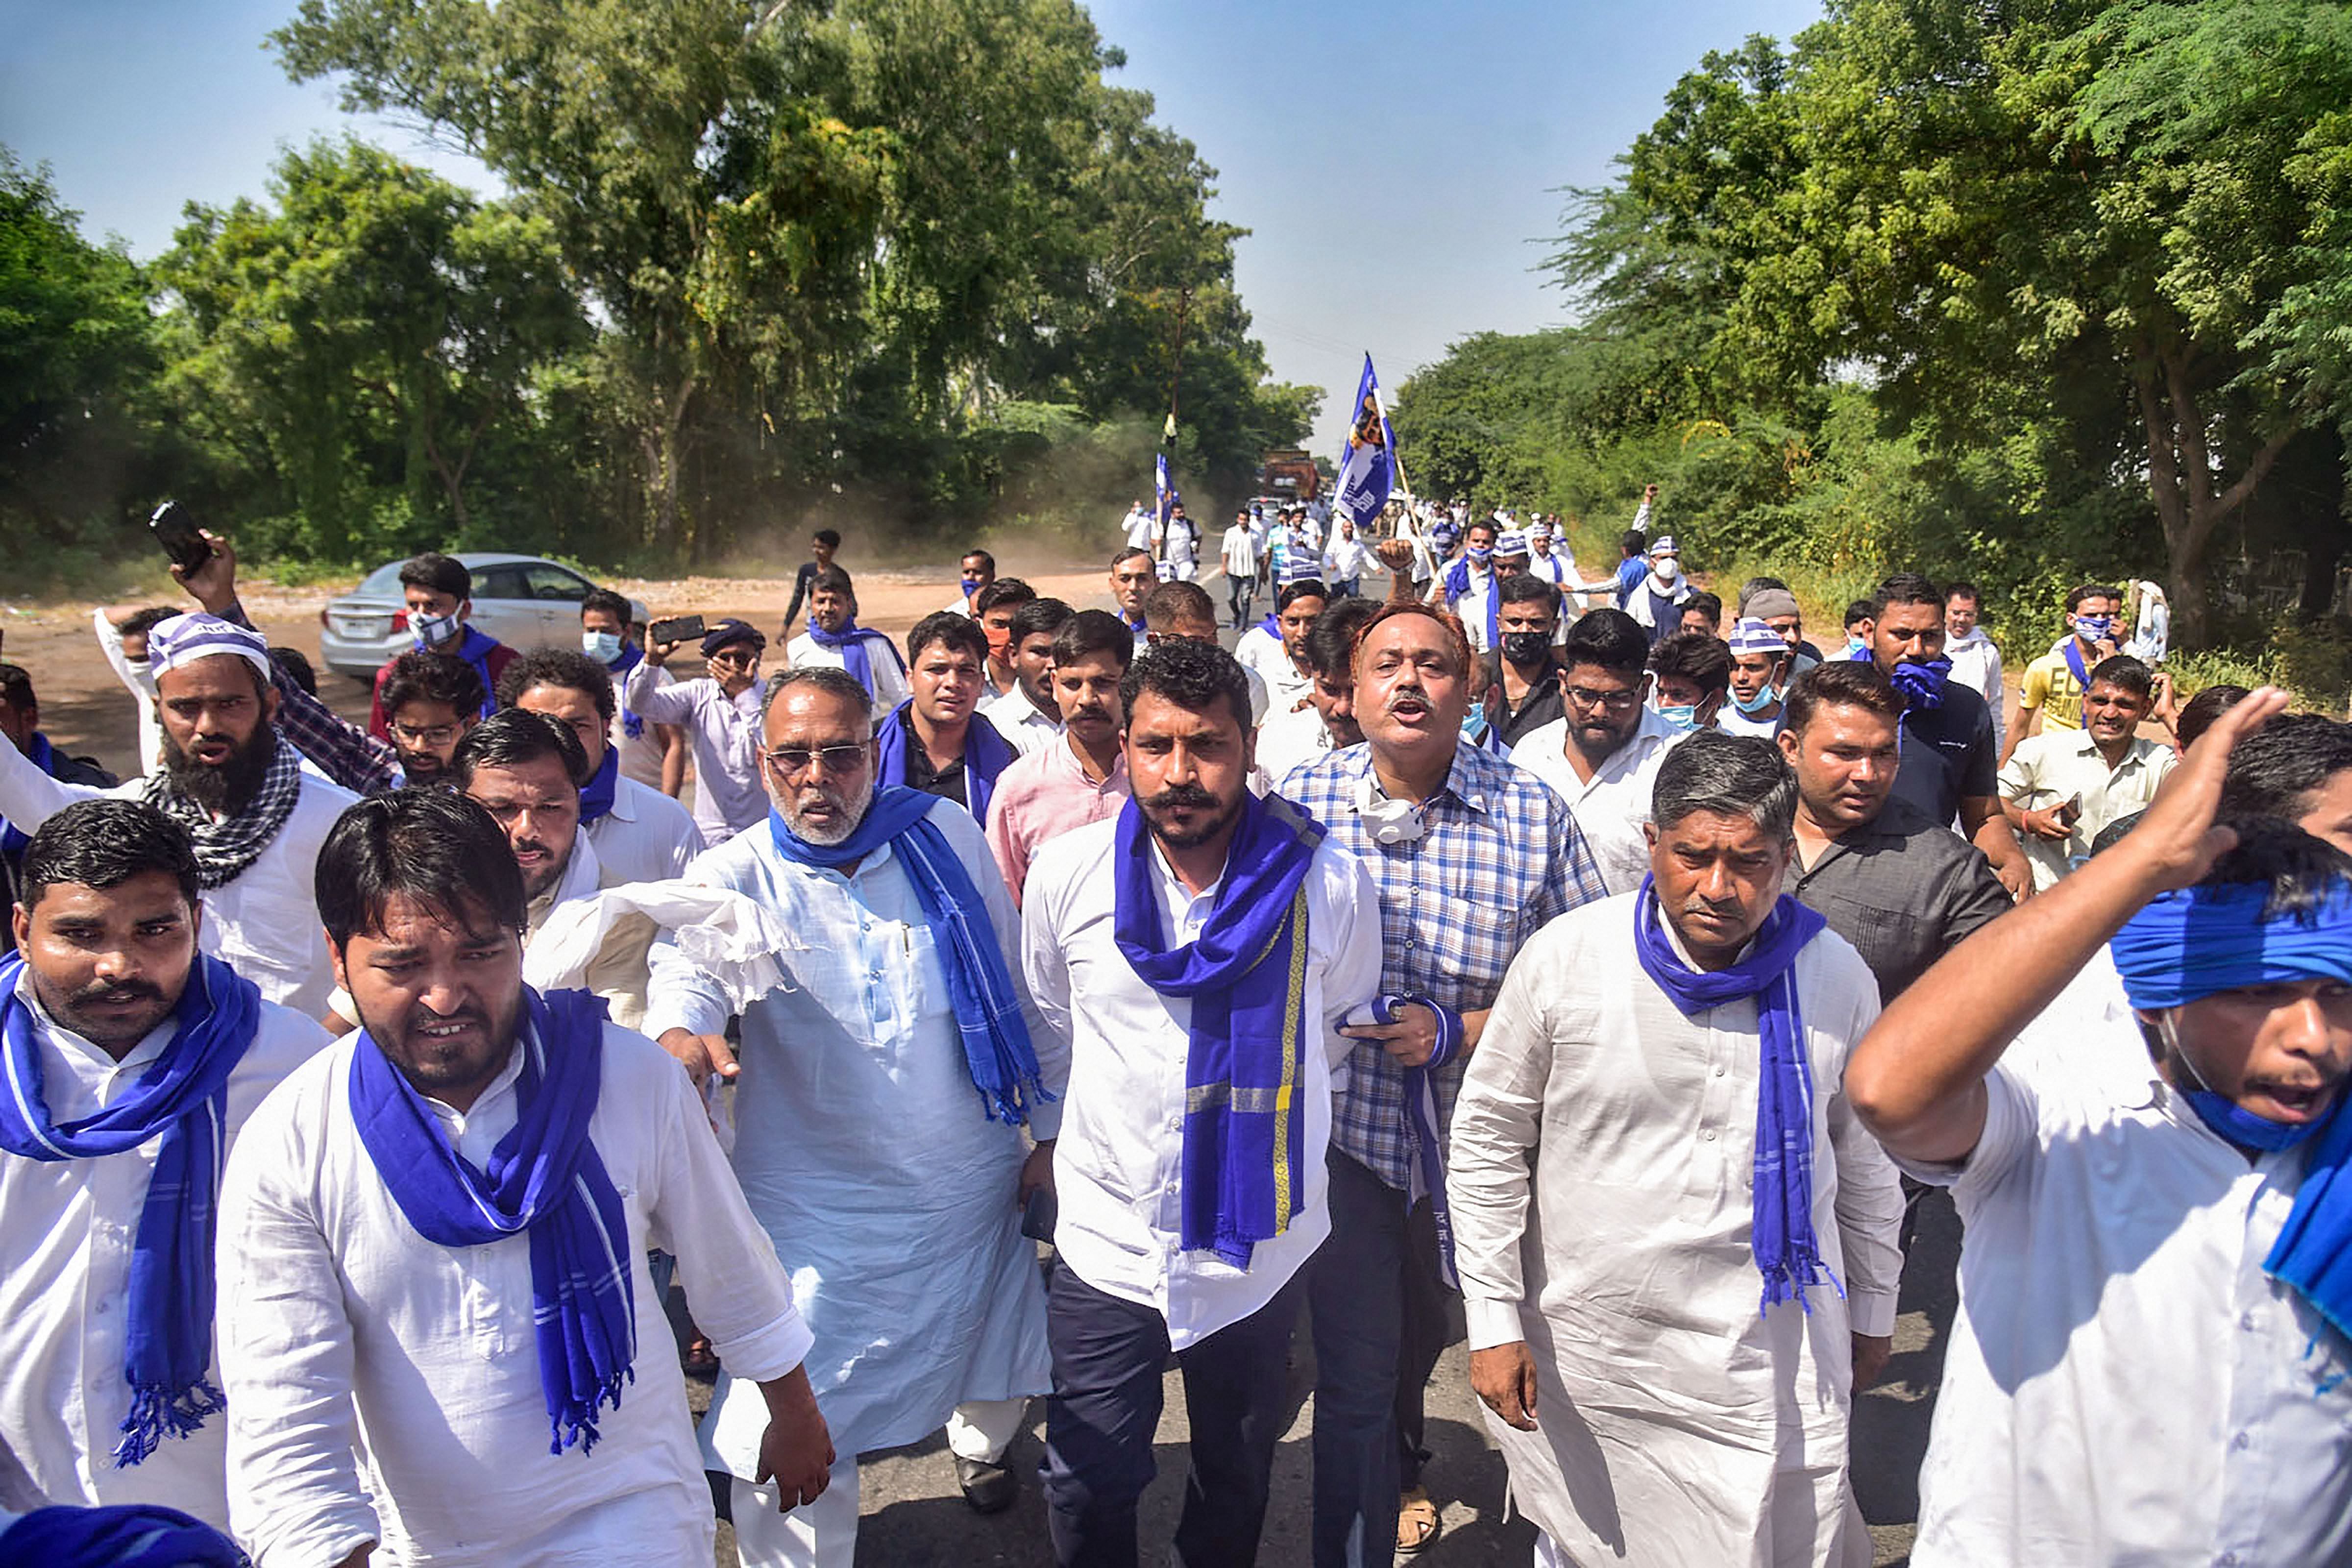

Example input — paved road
[699,1193,1961,1567]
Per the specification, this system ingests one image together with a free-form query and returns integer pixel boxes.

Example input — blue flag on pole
[1333,354,1396,533]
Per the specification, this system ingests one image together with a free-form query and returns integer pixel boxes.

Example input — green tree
[157,139,588,562]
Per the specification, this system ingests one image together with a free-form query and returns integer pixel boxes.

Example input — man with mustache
[499,649,702,886]
[0,799,329,1532]
[1020,636,1384,1566]
[1235,580,1326,724]
[986,610,1134,907]
[217,788,830,1566]
[1997,654,2172,892]
[1255,597,1381,782]
[1511,609,1691,895]
[375,651,486,787]
[874,613,1017,822]
[1451,732,1903,1568]
[1845,691,2352,1563]
[1280,601,1607,1562]
[1856,573,2033,901]
[0,614,355,1015]
[786,568,909,712]
[645,665,1062,1558]
[1779,662,2011,1004]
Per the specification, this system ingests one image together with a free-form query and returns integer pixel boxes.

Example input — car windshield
[354,562,407,596]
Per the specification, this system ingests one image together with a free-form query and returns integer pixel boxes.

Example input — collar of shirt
[1352,742,1496,820]
[1147,834,1228,945]
[2061,726,2161,775]
[1050,735,1127,793]
[15,972,174,1098]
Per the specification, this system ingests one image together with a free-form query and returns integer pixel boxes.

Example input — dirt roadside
[6,560,1125,780]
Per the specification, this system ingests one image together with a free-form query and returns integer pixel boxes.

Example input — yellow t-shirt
[2019,647,2086,731]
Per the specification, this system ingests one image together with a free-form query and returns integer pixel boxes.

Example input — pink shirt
[984,738,1130,906]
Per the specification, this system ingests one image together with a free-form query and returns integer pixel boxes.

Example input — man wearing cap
[1844,689,2352,1564]
[628,617,774,847]
[1626,536,1694,647]
[1718,618,1794,738]
[0,614,355,1015]
[1520,519,1574,608]
[1744,588,1825,674]
[787,567,911,712]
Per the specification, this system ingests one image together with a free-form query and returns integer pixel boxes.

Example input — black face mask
[1501,630,1553,667]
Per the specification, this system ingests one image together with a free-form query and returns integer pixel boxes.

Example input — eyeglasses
[390,721,462,747]
[763,744,868,776]
[1562,686,1639,712]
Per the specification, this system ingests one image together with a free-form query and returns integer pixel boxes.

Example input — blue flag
[1154,450,1173,526]
[1333,354,1396,533]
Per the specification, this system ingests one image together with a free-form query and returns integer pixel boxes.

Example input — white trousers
[730,1398,1030,1568]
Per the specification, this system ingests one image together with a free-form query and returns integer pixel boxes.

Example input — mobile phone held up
[649,613,707,647]
[149,501,214,576]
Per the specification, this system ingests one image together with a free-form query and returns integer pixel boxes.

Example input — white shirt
[1154,516,1201,579]
[92,609,164,775]
[982,686,1063,758]
[1254,700,1336,784]
[1450,894,1901,1565]
[0,983,328,1530]
[1220,524,1259,580]
[1943,628,2005,747]
[1323,535,1377,584]
[1021,815,1383,1348]
[643,799,1056,1462]
[612,660,673,793]
[586,774,702,886]
[0,737,355,1017]
[1234,629,1309,727]
[621,662,767,847]
[1998,728,2174,890]
[1123,507,1155,552]
[218,1021,812,1568]
[1510,709,1686,893]
[784,631,911,712]
[1895,1036,2352,1567]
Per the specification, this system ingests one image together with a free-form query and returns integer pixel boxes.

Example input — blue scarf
[418,625,504,719]
[349,986,637,1456]
[1443,555,1481,603]
[1631,878,1839,1314]
[607,641,645,740]
[873,703,1016,825]
[1257,612,1280,639]
[1368,992,1463,1287]
[2062,633,2094,690]
[767,788,1048,1125]
[0,1503,245,1568]
[2111,880,2352,1352]
[2,732,55,858]
[1111,791,1322,1268]
[578,747,620,826]
[806,619,906,701]
[0,953,258,1466]
[1847,645,1952,711]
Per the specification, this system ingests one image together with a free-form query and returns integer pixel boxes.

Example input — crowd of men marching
[0,486,2345,1568]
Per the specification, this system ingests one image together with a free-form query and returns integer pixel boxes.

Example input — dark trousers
[1308,1150,1460,1568]
[1042,1262,1303,1568]
[1226,573,1255,628]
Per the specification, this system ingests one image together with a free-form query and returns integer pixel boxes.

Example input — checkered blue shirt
[1280,739,1605,1190]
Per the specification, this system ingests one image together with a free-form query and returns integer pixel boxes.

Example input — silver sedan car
[316,552,647,681]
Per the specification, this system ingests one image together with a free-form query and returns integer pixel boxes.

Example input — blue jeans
[1307,1150,1459,1567]
[1226,573,1256,628]
[1042,1263,1304,1568]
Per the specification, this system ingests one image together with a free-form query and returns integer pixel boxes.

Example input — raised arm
[1844,687,2288,1166]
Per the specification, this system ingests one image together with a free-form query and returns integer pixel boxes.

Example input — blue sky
[1,0,1825,455]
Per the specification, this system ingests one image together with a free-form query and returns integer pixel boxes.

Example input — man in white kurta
[643,665,1061,1566]
[217,789,823,1568]
[0,616,354,1015]
[1449,732,1902,1567]
[0,800,330,1532]
[500,647,702,886]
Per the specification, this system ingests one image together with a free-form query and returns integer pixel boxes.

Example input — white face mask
[414,610,461,648]
[582,630,623,663]
[1354,771,1424,846]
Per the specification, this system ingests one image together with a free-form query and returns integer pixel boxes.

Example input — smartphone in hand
[648,613,707,647]
[149,501,214,575]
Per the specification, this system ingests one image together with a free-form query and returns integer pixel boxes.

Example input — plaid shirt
[225,598,403,795]
[1281,740,1604,1189]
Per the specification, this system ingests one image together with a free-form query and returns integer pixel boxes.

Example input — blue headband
[2109,881,2352,1012]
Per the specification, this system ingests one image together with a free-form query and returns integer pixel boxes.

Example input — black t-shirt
[1889,677,1998,825]
[1479,649,1566,748]
[900,728,969,810]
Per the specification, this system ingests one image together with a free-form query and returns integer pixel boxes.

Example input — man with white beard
[645,665,1063,1566]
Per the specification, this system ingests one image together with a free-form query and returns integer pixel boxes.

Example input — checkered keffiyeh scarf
[141,735,304,889]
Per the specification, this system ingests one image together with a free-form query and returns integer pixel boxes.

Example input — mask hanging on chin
[1732,682,1781,715]
[1354,770,1424,846]
[2163,1014,2336,1152]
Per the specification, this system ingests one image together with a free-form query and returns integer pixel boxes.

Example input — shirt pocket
[1445,901,1523,997]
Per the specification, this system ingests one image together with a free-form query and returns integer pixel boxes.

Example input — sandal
[1396,1486,1441,1554]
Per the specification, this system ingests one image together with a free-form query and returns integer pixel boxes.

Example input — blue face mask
[1467,546,1493,564]
[1462,704,1491,744]
[2166,1014,2339,1151]
[1657,703,1701,733]
[961,574,985,593]
[2074,614,2114,642]
[582,630,623,663]
[1732,682,1781,715]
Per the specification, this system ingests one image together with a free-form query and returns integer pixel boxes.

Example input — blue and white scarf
[0,953,259,1466]
[874,701,1017,825]
[349,985,637,1456]
[805,619,906,703]
[768,787,1049,1125]
[2113,879,2352,1356]
[1632,879,1839,1314]
[1111,791,1321,1268]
